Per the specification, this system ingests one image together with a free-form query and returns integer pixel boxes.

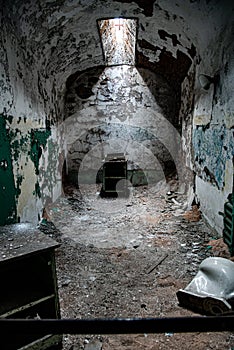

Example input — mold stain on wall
[193,123,234,190]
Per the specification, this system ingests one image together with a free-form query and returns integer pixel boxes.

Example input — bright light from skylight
[114,18,124,43]
[98,18,137,66]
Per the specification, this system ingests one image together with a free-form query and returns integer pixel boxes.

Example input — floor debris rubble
[41,181,234,349]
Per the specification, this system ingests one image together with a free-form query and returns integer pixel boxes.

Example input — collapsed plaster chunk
[98,18,137,66]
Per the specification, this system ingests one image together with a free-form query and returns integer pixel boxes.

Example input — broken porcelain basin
[177,257,234,315]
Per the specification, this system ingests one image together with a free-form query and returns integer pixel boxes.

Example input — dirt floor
[42,178,234,350]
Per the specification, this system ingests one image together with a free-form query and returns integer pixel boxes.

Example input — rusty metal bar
[0,316,234,335]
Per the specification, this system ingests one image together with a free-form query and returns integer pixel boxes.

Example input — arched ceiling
[1,0,233,118]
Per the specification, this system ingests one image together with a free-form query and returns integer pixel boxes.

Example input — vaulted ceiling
[1,0,233,118]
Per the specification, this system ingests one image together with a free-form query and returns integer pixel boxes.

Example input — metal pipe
[0,316,234,335]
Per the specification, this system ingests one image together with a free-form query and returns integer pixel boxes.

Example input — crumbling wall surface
[192,17,234,234]
[0,8,65,225]
[1,0,233,225]
[0,113,65,225]
[64,65,182,186]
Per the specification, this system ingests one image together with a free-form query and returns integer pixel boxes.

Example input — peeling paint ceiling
[1,0,233,117]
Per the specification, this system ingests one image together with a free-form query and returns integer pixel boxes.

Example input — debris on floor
[84,338,103,350]
[183,204,201,222]
[45,180,234,349]
[207,237,231,258]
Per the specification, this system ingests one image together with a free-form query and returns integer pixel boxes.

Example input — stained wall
[0,0,233,234]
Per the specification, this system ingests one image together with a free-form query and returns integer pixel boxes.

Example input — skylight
[98,18,137,66]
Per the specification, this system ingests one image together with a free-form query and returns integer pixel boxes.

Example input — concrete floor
[43,179,234,350]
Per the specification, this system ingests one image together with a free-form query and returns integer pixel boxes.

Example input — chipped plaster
[0,0,233,232]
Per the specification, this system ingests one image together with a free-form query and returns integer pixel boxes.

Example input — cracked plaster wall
[191,21,234,233]
[0,0,233,233]
[0,7,66,224]
[64,65,180,186]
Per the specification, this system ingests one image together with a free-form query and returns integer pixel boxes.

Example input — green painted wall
[0,115,17,225]
[30,128,51,176]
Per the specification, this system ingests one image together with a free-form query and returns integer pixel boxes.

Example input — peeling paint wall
[0,115,17,225]
[0,6,66,224]
[64,65,182,186]
[191,11,234,234]
[0,0,233,231]
[0,112,65,224]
